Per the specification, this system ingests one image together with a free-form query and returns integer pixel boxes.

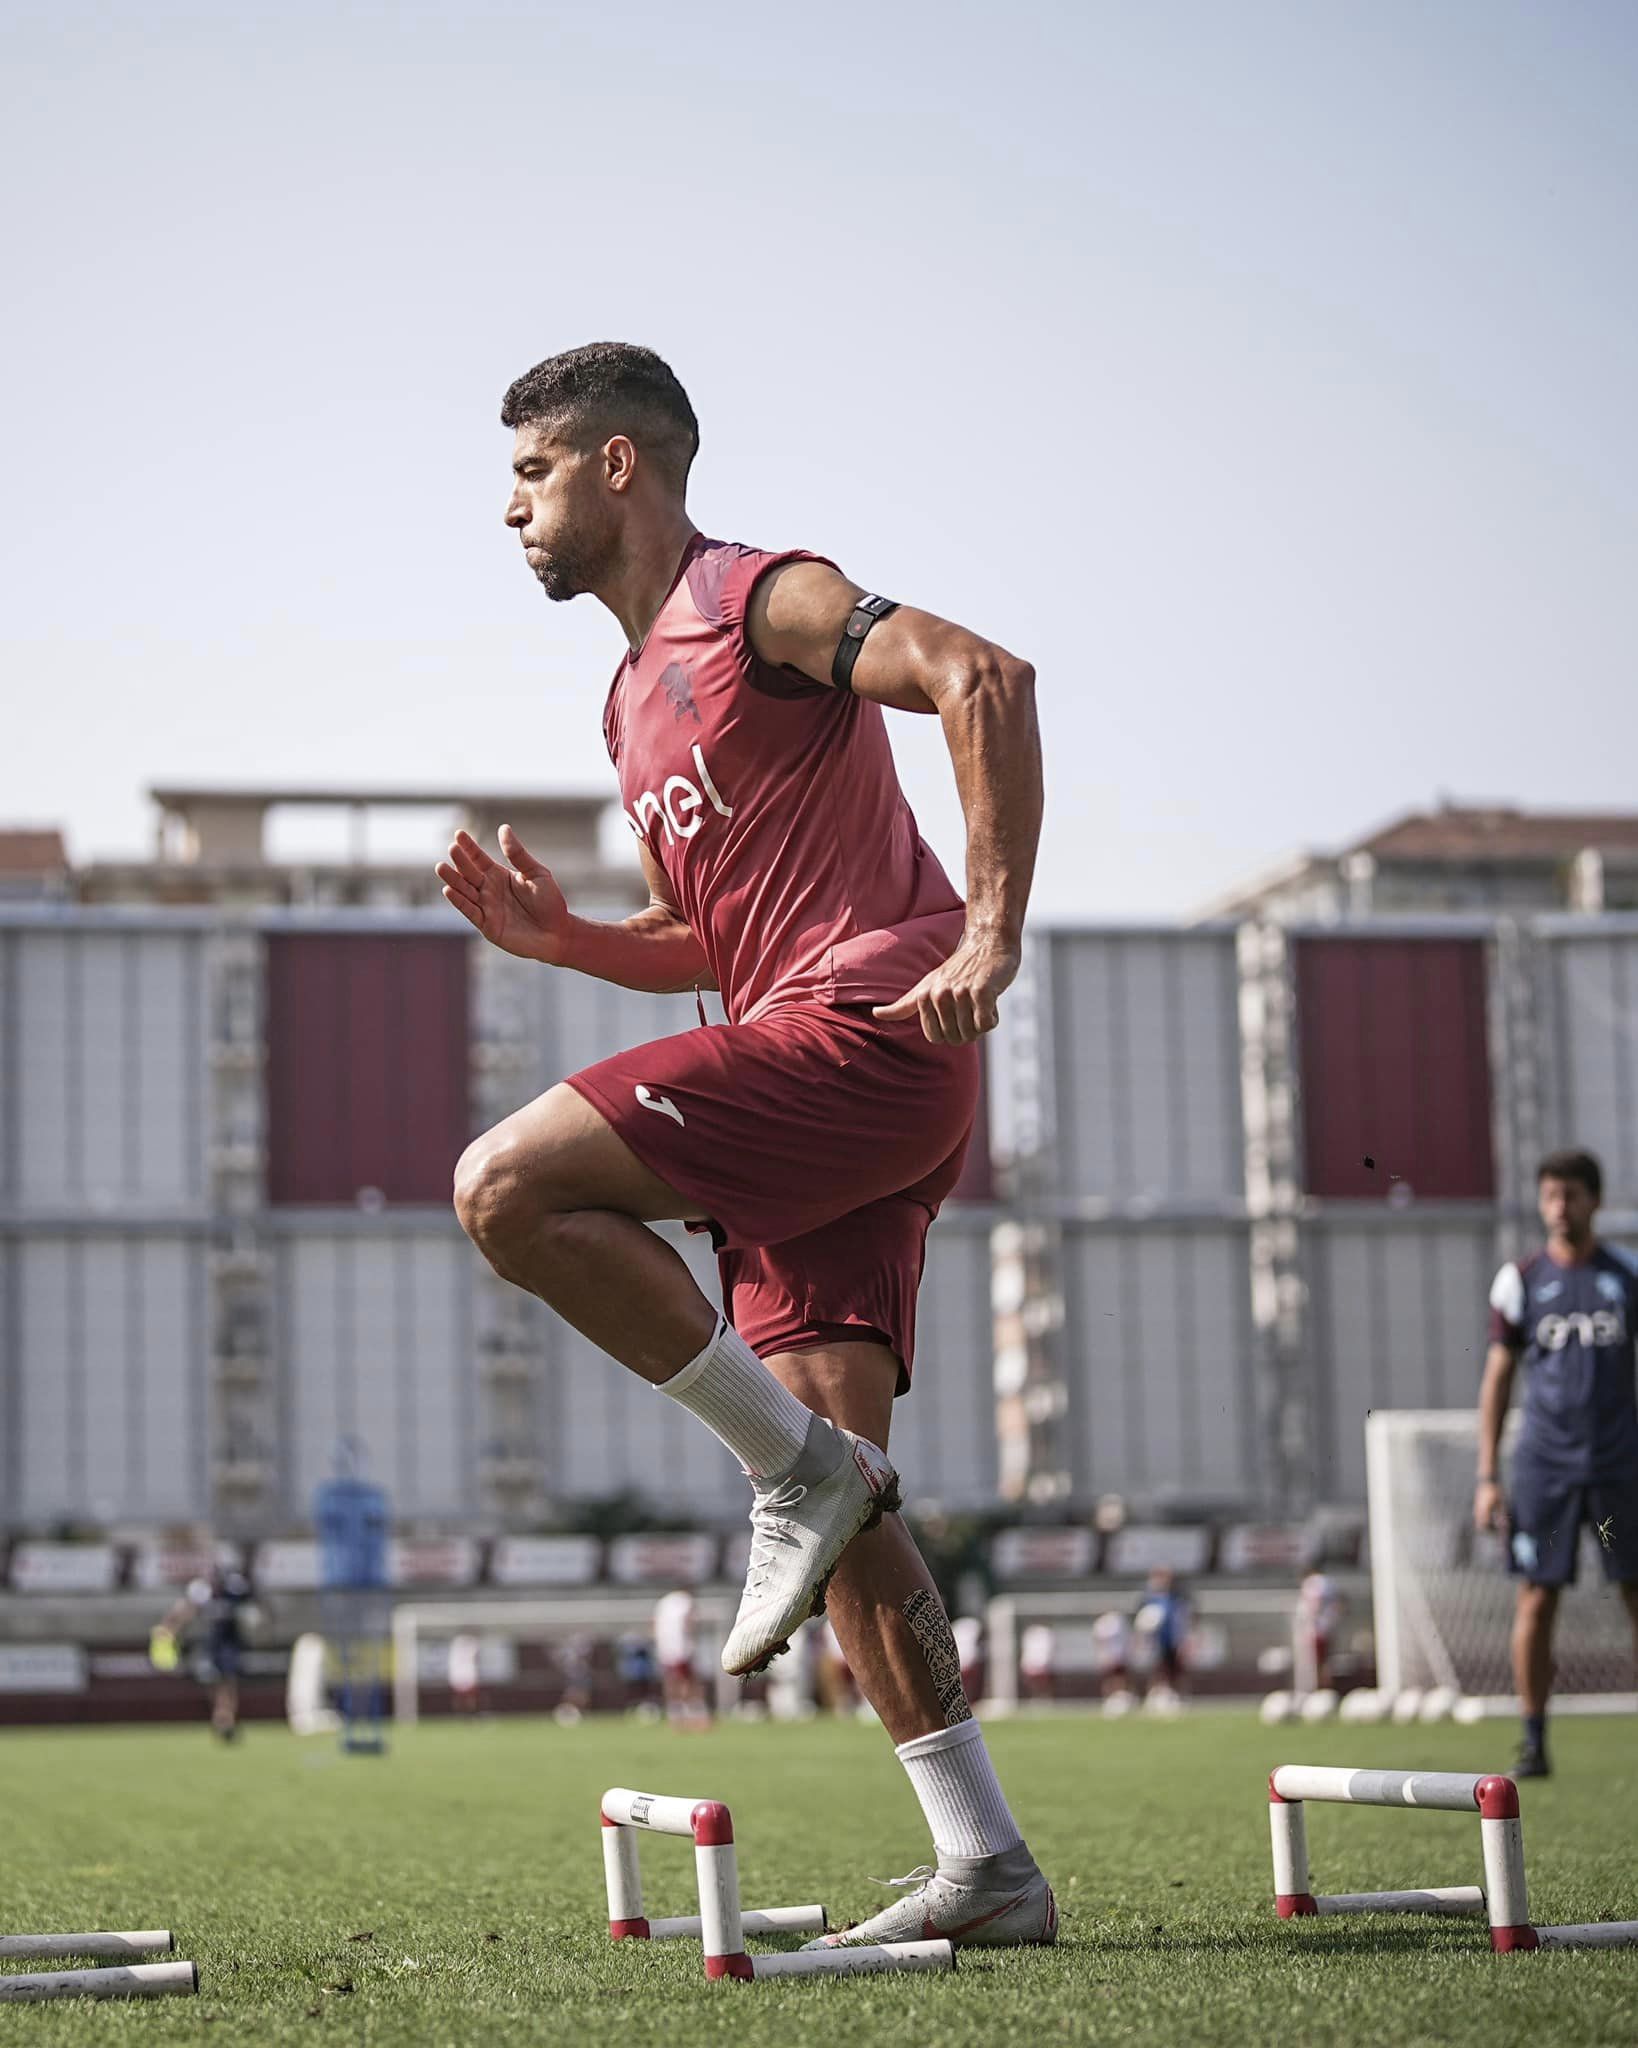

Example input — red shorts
[566,1004,978,1388]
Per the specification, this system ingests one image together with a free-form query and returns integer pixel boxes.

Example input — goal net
[1366,1410,1636,1707]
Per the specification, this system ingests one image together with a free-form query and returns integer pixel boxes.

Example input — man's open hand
[436,826,572,964]
[873,931,1020,1045]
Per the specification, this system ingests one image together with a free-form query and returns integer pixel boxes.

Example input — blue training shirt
[1489,1245,1638,1482]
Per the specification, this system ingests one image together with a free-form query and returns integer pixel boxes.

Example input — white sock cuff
[896,1717,984,1766]
[661,1313,728,1397]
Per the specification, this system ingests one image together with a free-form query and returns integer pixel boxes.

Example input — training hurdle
[0,1929,198,2004]
[1269,1765,1638,1953]
[601,1787,955,1981]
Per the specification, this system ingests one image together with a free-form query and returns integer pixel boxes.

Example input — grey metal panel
[1537,933,1638,1209]
[475,949,713,1121]
[1304,1217,1495,1501]
[0,936,17,1206]
[1047,932,1244,1203]
[887,1217,998,1511]
[0,1238,17,1520]
[1060,1222,1258,1503]
[281,1226,472,1518]
[12,931,208,1216]
[544,1224,738,1519]
[11,1235,205,1524]
[548,981,710,1089]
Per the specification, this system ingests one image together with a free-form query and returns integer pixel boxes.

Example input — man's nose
[505,493,526,527]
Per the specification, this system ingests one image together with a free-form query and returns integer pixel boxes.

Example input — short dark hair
[500,342,699,490]
[1537,1148,1602,1201]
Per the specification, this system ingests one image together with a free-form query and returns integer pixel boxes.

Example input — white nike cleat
[721,1418,900,1678]
[802,1846,1058,1950]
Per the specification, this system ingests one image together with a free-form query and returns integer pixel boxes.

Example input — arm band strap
[831,595,899,690]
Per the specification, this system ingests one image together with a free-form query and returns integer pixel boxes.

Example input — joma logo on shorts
[1536,1310,1626,1350]
[625,743,732,847]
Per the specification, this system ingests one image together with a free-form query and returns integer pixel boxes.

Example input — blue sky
[4,0,1635,914]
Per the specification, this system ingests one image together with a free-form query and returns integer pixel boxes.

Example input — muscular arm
[564,843,716,995]
[1475,1341,1518,1529]
[746,560,1042,1043]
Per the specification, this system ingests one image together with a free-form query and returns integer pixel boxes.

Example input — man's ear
[604,434,638,492]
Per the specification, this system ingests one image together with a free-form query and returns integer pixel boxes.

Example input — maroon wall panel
[1294,936,1494,1201]
[267,935,470,1205]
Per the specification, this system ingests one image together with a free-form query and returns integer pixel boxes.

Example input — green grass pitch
[3,1710,1636,2044]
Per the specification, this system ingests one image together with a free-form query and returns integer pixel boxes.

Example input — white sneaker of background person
[719,1412,900,1677]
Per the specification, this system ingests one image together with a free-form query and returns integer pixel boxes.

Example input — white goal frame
[1366,1409,1637,1713]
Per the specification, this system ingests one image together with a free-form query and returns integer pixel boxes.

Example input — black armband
[831,594,899,691]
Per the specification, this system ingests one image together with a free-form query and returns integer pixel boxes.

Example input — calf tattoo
[903,1588,972,1726]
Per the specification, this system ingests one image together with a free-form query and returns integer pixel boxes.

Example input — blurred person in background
[1094,1608,1135,1716]
[652,1586,710,1726]
[814,1615,861,1717]
[1019,1622,1057,1705]
[447,1631,481,1717]
[952,1613,984,1705]
[616,1630,661,1716]
[157,1566,257,1742]
[552,1632,594,1724]
[1295,1569,1345,1694]
[1477,1148,1638,1778]
[1133,1567,1191,1714]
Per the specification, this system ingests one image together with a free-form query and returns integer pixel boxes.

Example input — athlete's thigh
[471,1079,704,1222]
[566,1008,975,1249]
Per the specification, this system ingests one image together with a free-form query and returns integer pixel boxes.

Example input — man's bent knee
[454,1134,543,1258]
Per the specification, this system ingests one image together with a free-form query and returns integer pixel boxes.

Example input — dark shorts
[196,1634,243,1683]
[567,1003,978,1386]
[1507,1463,1638,1587]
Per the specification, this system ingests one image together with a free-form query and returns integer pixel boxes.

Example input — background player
[158,1566,257,1742]
[652,1586,709,1726]
[439,342,1052,1950]
[447,1630,481,1717]
[1476,1147,1638,1777]
[1294,1567,1345,1695]
[1132,1566,1192,1714]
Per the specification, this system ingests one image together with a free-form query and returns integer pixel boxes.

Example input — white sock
[659,1314,816,1480]
[896,1719,1023,1862]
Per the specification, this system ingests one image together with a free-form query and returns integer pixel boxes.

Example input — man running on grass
[439,342,1053,1948]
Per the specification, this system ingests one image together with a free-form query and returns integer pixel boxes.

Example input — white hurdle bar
[0,1962,198,2004]
[1270,1764,1638,1954]
[601,1787,955,1981]
[0,1930,175,1962]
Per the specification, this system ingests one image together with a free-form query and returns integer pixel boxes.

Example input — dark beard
[534,556,584,602]
[531,523,617,604]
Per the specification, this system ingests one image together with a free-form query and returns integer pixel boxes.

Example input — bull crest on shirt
[661,662,701,726]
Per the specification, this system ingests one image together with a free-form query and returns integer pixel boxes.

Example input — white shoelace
[743,1482,807,1596]
[867,1865,937,1890]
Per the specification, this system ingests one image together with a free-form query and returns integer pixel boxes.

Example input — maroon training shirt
[602,536,965,1025]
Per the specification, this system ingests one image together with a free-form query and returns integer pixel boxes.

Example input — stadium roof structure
[0,829,69,873]
[1197,800,1638,922]
[144,782,614,873]
[1355,804,1638,862]
[146,783,607,814]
